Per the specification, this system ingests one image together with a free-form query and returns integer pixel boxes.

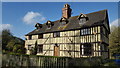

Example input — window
[80,43,92,56]
[60,17,68,26]
[35,23,42,29]
[104,45,108,51]
[47,25,52,29]
[78,13,89,25]
[46,21,54,29]
[93,27,97,34]
[28,35,32,40]
[80,28,90,35]
[61,21,67,25]
[53,32,60,37]
[28,45,31,50]
[79,18,86,23]
[37,45,43,53]
[81,29,84,35]
[87,29,90,34]
[38,34,43,39]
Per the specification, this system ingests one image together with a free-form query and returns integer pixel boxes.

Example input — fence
[2,54,102,67]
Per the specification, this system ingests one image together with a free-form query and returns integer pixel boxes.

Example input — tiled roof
[25,9,109,36]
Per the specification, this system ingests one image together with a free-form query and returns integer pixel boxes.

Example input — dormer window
[78,13,89,24]
[79,18,87,23]
[35,23,42,29]
[46,20,54,29]
[60,17,68,26]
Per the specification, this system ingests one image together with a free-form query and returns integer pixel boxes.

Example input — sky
[1,0,120,2]
[2,2,118,40]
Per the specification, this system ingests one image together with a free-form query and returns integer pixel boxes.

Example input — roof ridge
[86,9,107,15]
[69,9,107,19]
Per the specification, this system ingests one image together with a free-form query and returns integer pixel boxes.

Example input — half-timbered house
[25,4,110,58]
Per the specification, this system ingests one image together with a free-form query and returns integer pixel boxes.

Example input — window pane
[29,35,32,40]
[80,43,92,56]
[37,45,43,53]
[28,45,31,50]
[88,29,90,34]
[81,29,83,35]
[80,28,91,35]
[53,32,60,37]
[79,18,86,23]
[38,34,43,39]
[62,22,66,25]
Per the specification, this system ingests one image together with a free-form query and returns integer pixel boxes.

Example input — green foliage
[2,29,26,54]
[6,40,15,51]
[34,41,38,54]
[13,44,26,54]
[29,47,35,55]
[17,49,23,53]
[109,26,120,57]
[29,41,37,55]
[2,29,13,50]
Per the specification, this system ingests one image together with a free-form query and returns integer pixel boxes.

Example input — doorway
[54,45,59,56]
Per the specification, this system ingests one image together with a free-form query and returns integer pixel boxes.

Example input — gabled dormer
[35,23,42,29]
[77,13,89,24]
[46,20,54,29]
[60,17,68,25]
[58,17,68,30]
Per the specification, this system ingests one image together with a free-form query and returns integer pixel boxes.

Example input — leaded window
[38,34,43,39]
[46,20,54,29]
[79,18,87,24]
[80,43,92,56]
[28,45,32,50]
[37,45,43,53]
[53,32,60,37]
[80,28,91,35]
[28,35,32,40]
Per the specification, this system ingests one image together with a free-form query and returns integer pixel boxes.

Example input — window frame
[28,35,32,40]
[28,45,31,50]
[38,34,43,39]
[80,43,92,56]
[79,18,87,24]
[80,28,91,35]
[37,45,43,53]
[53,32,60,37]
[61,21,67,25]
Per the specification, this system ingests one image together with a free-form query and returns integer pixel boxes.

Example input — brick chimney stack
[62,4,72,18]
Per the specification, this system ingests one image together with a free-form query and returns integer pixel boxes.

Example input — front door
[54,46,59,56]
